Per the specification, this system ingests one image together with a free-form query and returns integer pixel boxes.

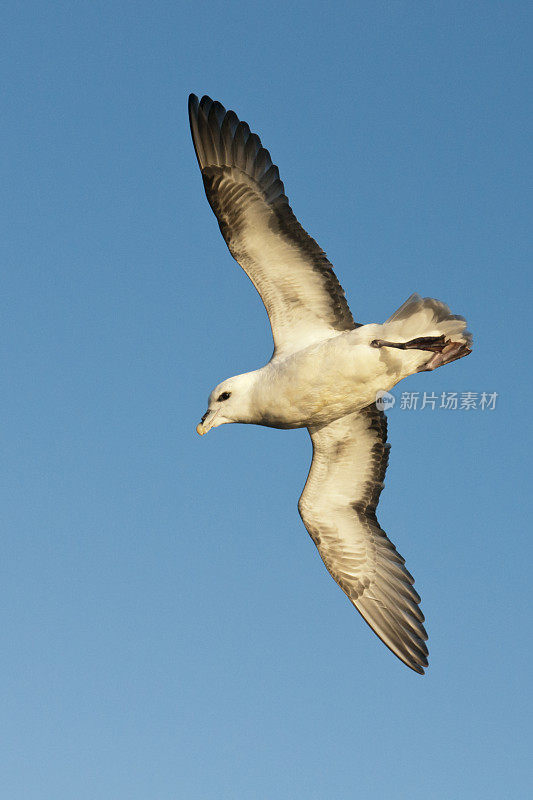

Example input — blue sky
[2,2,531,797]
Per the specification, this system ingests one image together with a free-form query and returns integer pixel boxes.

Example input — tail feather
[384,293,472,347]
[380,293,472,374]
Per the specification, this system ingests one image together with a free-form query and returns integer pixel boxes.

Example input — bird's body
[189,93,472,674]
[226,327,415,429]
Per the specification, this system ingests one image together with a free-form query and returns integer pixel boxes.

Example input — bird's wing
[188,94,356,359]
[298,404,428,673]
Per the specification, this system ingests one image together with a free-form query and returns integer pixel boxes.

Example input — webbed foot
[370,335,472,371]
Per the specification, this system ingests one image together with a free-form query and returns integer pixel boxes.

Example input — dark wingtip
[402,651,428,675]
[188,93,217,118]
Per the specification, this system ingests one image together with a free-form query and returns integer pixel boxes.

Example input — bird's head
[196,372,257,435]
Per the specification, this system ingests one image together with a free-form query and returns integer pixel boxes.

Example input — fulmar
[189,94,472,674]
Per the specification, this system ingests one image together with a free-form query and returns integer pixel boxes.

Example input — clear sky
[2,2,532,798]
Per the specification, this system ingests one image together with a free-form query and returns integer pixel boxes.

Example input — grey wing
[298,404,428,674]
[188,94,356,358]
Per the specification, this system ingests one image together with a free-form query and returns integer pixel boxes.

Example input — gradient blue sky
[3,2,532,798]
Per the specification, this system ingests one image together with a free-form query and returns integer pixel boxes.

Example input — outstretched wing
[298,404,428,674]
[188,94,355,358]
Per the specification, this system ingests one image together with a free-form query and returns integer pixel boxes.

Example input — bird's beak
[196,409,218,436]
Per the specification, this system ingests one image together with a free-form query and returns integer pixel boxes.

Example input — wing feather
[298,404,428,674]
[189,94,356,357]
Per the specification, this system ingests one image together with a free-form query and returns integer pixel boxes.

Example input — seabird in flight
[189,94,472,674]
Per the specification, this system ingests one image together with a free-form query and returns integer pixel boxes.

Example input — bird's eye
[217,391,231,402]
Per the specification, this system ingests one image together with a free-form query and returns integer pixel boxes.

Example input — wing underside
[188,94,356,357]
[298,404,429,674]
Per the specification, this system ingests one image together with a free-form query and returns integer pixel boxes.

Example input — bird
[188,93,472,674]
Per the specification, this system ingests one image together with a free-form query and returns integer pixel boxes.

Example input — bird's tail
[379,294,472,372]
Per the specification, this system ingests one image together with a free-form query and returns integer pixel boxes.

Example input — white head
[196,372,258,435]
